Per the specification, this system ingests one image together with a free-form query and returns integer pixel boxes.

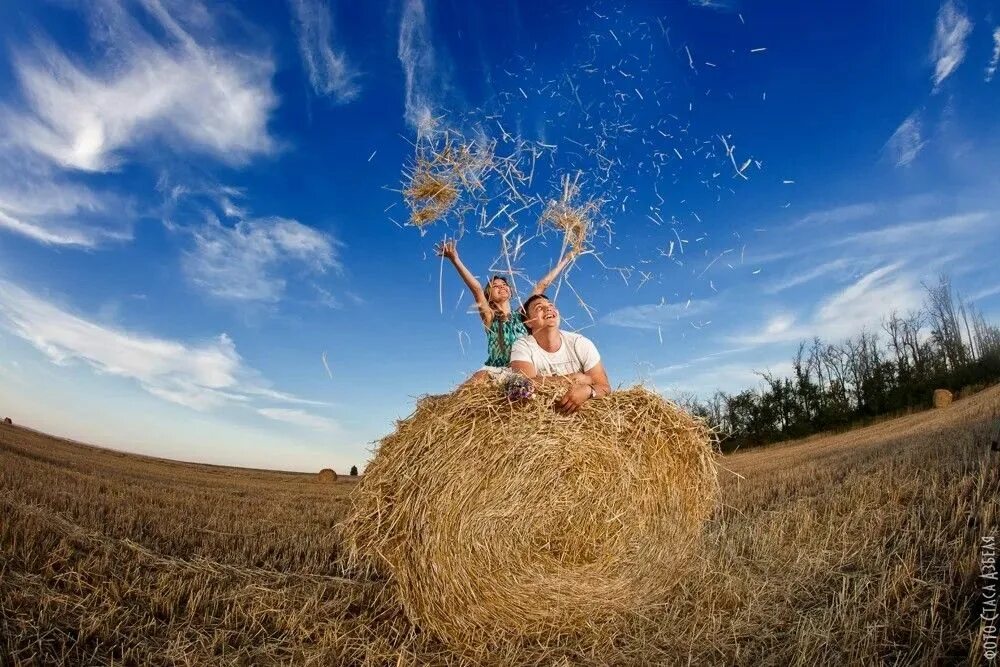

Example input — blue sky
[0,0,998,472]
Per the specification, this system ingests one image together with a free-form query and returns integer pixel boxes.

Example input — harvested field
[1,386,997,665]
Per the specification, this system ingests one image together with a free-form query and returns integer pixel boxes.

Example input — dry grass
[402,136,493,228]
[540,173,600,255]
[404,167,459,227]
[1,386,997,665]
[340,383,717,655]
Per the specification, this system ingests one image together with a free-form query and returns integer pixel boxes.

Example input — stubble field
[1,386,997,665]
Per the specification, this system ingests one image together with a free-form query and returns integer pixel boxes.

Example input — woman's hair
[483,275,511,305]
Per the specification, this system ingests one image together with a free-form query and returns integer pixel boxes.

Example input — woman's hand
[435,239,458,262]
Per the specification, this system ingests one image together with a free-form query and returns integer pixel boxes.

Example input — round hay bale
[340,382,719,650]
[317,468,338,483]
[2,417,11,425]
[933,389,953,408]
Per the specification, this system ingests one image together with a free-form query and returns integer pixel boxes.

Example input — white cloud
[602,299,710,330]
[764,258,851,294]
[257,408,339,431]
[883,112,926,167]
[762,313,796,336]
[0,278,331,417]
[3,0,278,172]
[656,360,796,398]
[836,211,991,247]
[183,216,339,302]
[987,28,1000,82]
[735,264,923,345]
[789,203,878,229]
[687,0,734,9]
[289,0,360,103]
[651,347,752,377]
[931,0,973,89]
[0,173,133,247]
[970,282,1000,301]
[812,264,920,332]
[398,0,441,133]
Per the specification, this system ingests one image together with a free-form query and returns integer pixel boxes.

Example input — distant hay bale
[2,417,11,425]
[933,389,953,408]
[317,468,338,483]
[541,173,599,256]
[340,383,719,651]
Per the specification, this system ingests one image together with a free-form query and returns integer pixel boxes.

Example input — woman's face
[488,279,511,303]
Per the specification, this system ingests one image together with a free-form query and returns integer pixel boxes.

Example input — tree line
[677,276,1000,453]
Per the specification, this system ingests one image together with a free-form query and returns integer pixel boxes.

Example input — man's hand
[566,372,593,386]
[555,383,593,415]
[435,239,458,261]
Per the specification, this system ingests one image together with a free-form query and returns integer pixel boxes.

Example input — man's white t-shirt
[509,331,601,377]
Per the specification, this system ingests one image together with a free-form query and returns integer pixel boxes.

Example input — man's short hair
[519,293,549,333]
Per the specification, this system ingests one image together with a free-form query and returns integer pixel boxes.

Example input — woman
[436,239,576,382]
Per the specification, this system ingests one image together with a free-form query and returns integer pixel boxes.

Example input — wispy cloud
[656,359,795,398]
[835,211,991,247]
[651,347,752,377]
[288,0,360,103]
[398,0,441,133]
[931,0,973,89]
[183,216,340,302]
[3,0,278,172]
[735,264,923,345]
[970,282,1000,301]
[987,27,1000,82]
[602,299,711,331]
[687,0,735,10]
[0,171,133,247]
[763,258,851,294]
[883,112,926,167]
[789,202,878,229]
[0,279,327,414]
[257,407,339,431]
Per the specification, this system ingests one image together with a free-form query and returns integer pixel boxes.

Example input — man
[509,294,611,414]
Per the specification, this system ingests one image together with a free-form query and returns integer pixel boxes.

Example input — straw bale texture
[932,389,953,409]
[340,382,719,650]
[317,468,338,483]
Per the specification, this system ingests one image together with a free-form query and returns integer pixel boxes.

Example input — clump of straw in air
[405,166,459,227]
[403,135,494,228]
[339,382,719,656]
[541,173,600,255]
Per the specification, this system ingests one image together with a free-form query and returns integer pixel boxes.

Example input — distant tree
[350,465,359,477]
[679,274,1000,452]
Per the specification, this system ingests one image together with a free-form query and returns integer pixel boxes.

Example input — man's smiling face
[525,296,559,332]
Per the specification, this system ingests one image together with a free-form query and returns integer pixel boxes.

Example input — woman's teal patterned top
[484,311,528,367]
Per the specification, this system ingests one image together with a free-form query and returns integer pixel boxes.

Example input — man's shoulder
[561,330,595,346]
[510,335,536,353]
